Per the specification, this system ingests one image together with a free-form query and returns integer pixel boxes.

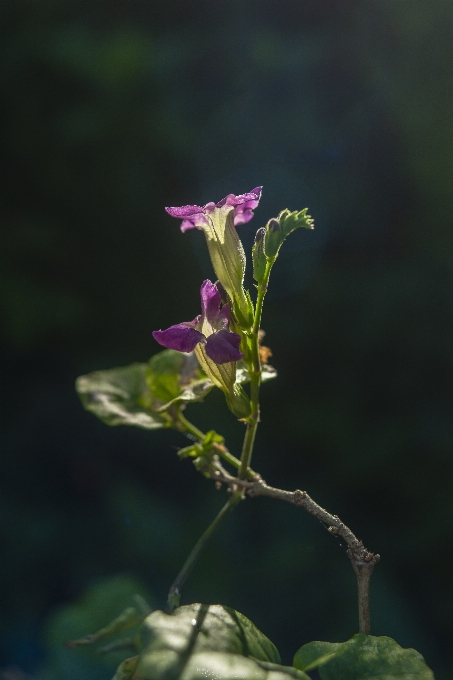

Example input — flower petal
[165,205,204,218]
[233,208,256,225]
[215,187,262,226]
[217,186,262,208]
[152,325,205,353]
[205,329,243,364]
[200,280,221,324]
[166,188,262,232]
[217,302,231,329]
[165,205,208,232]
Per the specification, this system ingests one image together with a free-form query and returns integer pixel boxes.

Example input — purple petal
[180,220,194,233]
[165,205,204,218]
[217,303,231,329]
[216,186,262,208]
[215,187,262,225]
[205,329,243,364]
[200,280,221,323]
[152,325,205,353]
[165,205,208,232]
[233,208,255,225]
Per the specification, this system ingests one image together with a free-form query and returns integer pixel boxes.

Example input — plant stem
[175,411,205,440]
[175,411,257,479]
[352,560,374,635]
[167,493,241,612]
[247,479,380,634]
[238,261,273,481]
[169,261,275,605]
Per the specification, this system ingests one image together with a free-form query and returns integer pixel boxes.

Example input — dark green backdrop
[1,1,452,678]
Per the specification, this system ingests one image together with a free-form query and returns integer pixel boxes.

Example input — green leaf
[135,603,309,680]
[177,443,203,459]
[76,363,169,430]
[203,430,224,446]
[293,634,434,680]
[263,209,314,260]
[146,350,213,412]
[76,351,214,429]
[65,606,144,648]
[111,655,139,679]
[293,640,342,673]
[278,208,314,241]
[146,350,186,402]
[42,576,152,679]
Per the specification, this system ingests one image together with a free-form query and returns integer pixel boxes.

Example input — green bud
[263,218,281,259]
[226,383,252,420]
[252,227,267,283]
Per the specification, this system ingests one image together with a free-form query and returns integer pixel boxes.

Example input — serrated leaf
[293,634,434,680]
[134,603,309,680]
[76,363,169,430]
[278,209,314,241]
[263,209,313,259]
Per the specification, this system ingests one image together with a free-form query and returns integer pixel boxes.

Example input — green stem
[167,261,274,608]
[176,411,205,440]
[167,493,241,611]
[176,410,257,479]
[238,260,274,481]
[253,259,274,336]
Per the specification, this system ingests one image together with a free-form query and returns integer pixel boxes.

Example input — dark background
[1,1,452,678]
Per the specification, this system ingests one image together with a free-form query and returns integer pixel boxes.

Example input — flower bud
[263,218,281,259]
[252,227,267,283]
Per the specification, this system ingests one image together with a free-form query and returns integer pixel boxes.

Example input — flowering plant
[73,188,434,680]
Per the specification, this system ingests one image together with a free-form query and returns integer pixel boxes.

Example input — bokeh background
[1,1,452,678]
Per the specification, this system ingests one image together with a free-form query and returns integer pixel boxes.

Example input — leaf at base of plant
[132,603,309,679]
[293,634,434,680]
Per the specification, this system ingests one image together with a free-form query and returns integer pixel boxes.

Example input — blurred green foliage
[1,1,452,679]
[39,575,150,680]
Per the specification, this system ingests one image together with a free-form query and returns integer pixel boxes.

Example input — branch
[177,415,380,634]
[192,465,381,636]
[248,480,370,559]
[246,478,380,635]
[205,463,258,490]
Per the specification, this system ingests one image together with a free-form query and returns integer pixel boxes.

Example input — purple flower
[164,189,262,330]
[166,187,262,233]
[153,280,243,365]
